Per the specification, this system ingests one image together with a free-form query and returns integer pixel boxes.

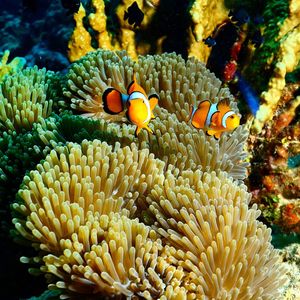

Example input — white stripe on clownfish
[205,102,218,127]
[128,91,151,124]
[222,110,235,128]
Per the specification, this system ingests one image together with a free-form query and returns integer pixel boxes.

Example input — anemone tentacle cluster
[9,49,288,299]
[64,50,247,180]
[12,140,287,299]
[0,66,55,132]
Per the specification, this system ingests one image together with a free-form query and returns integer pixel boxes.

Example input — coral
[248,82,300,233]
[43,214,176,298]
[244,0,290,94]
[68,3,95,62]
[279,243,300,299]
[12,140,287,299]
[252,0,300,133]
[0,66,55,132]
[188,0,229,62]
[146,170,287,299]
[64,49,248,180]
[0,50,25,81]
[68,0,159,62]
[12,141,165,252]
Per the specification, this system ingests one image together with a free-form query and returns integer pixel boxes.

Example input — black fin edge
[102,88,123,115]
[127,80,135,95]
[148,93,160,101]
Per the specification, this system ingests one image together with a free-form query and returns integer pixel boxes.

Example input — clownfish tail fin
[102,88,125,115]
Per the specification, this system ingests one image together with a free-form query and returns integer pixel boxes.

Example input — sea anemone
[0,66,54,132]
[12,140,287,299]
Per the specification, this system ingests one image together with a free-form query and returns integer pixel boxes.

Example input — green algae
[244,0,290,93]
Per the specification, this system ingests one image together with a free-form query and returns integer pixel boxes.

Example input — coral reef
[0,48,289,299]
[248,82,300,233]
[68,0,228,63]
[0,0,298,298]
[251,0,300,133]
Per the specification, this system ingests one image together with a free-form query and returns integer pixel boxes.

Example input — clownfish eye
[230,115,234,119]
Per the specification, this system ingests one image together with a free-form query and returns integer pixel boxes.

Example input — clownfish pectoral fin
[102,88,124,114]
[145,125,153,134]
[135,126,142,136]
[148,94,159,110]
[135,125,153,136]
[213,131,222,139]
[206,129,217,136]
[210,111,221,127]
[206,129,222,139]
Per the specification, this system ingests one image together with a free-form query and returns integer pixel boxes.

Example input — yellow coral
[188,0,229,62]
[68,3,95,62]
[115,0,157,60]
[68,1,159,62]
[88,0,115,50]
[0,50,26,81]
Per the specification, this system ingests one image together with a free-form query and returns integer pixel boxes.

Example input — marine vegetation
[0,49,287,299]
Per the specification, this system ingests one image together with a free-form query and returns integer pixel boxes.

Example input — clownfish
[102,75,159,136]
[189,99,240,139]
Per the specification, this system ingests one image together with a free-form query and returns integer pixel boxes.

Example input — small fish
[203,37,216,47]
[124,1,145,28]
[189,99,240,139]
[102,75,159,136]
[61,0,80,14]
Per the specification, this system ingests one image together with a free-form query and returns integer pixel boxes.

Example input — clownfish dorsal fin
[198,99,210,108]
[127,73,147,96]
[217,98,231,110]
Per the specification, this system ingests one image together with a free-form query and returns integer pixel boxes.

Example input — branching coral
[64,49,248,180]
[68,0,159,62]
[12,140,287,299]
[0,66,55,132]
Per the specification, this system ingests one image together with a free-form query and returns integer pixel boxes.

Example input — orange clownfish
[102,75,159,136]
[189,99,240,138]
